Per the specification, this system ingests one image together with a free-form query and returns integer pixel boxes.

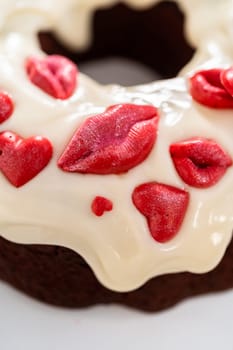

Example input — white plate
[0,281,233,350]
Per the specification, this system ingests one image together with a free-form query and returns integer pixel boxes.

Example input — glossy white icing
[0,0,232,291]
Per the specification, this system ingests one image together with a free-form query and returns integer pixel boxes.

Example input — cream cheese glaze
[0,0,232,291]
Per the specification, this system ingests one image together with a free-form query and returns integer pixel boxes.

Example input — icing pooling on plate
[0,0,232,291]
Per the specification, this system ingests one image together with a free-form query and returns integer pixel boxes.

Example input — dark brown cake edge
[0,234,232,312]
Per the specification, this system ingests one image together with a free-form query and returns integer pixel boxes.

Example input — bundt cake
[0,0,233,311]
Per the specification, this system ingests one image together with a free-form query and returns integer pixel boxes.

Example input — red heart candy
[170,137,232,188]
[132,182,189,243]
[91,196,113,216]
[0,131,53,187]
[190,68,233,108]
[58,103,159,174]
[0,92,14,123]
[26,55,78,99]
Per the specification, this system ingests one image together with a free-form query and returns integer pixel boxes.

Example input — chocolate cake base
[0,235,232,311]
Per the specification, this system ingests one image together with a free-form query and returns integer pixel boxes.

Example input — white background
[0,281,233,350]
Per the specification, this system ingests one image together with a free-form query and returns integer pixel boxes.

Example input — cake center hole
[79,57,161,85]
[39,1,194,85]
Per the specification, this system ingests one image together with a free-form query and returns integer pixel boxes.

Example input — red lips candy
[58,103,159,174]
[190,68,233,108]
[132,182,189,243]
[26,55,78,99]
[170,137,232,188]
[0,131,53,187]
[220,67,233,97]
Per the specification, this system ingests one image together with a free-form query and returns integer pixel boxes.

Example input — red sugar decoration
[132,182,189,243]
[170,137,232,188]
[92,196,113,216]
[0,92,14,123]
[26,55,78,99]
[190,68,233,108]
[0,131,53,187]
[220,67,233,97]
[58,103,159,174]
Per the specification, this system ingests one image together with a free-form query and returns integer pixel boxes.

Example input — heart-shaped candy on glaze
[132,182,189,243]
[26,55,78,99]
[190,69,233,108]
[0,92,14,123]
[170,137,232,188]
[58,104,159,174]
[0,131,53,187]
[91,196,113,216]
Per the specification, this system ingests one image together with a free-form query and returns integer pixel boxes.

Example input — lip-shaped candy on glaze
[26,55,78,100]
[58,103,159,174]
[170,137,232,188]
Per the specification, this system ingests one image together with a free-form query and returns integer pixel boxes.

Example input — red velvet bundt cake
[0,0,233,311]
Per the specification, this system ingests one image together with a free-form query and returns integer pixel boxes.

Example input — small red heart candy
[170,137,232,188]
[0,131,53,187]
[190,68,233,108]
[91,196,113,216]
[132,182,189,243]
[0,92,14,123]
[58,103,159,174]
[26,55,78,99]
